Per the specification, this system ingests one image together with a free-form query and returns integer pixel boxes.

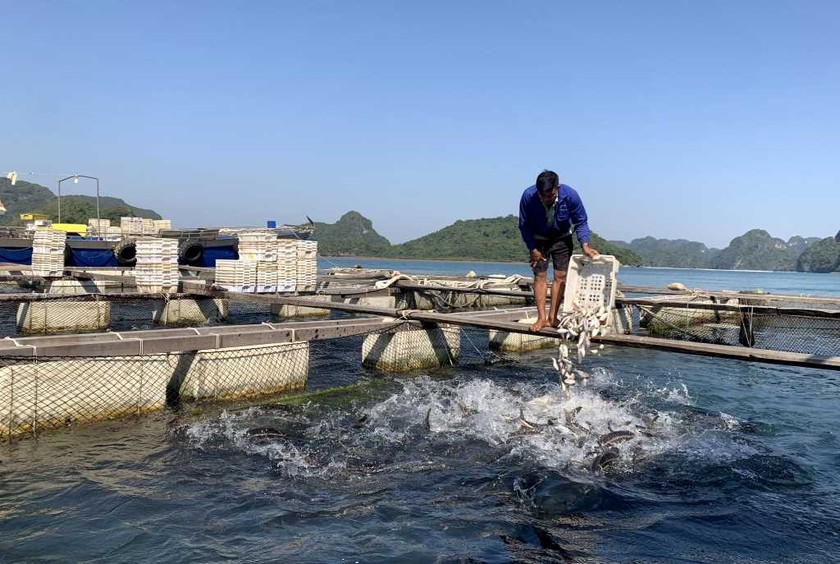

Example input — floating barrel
[113,238,137,267]
[178,239,204,265]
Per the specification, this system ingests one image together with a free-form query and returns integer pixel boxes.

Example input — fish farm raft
[0,226,838,441]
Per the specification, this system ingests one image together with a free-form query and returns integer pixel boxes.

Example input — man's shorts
[532,235,574,276]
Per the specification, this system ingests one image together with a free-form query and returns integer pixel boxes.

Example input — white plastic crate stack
[153,219,172,232]
[141,218,156,235]
[134,238,179,293]
[31,229,66,277]
[276,239,297,292]
[120,217,144,236]
[255,262,278,293]
[215,259,257,292]
[87,218,111,236]
[561,254,620,331]
[295,240,318,292]
[237,230,278,261]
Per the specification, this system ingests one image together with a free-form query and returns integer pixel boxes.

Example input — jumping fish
[590,448,620,472]
[245,427,284,442]
[598,429,635,447]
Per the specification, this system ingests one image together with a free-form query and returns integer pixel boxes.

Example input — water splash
[180,367,767,480]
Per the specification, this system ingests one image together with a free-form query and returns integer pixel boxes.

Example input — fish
[352,414,369,428]
[590,448,620,472]
[598,429,635,447]
[245,427,284,441]
[518,407,540,429]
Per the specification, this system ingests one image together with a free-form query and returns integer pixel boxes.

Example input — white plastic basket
[561,254,620,316]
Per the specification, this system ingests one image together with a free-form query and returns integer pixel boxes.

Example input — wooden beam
[617,298,840,318]
[595,333,840,371]
[0,317,402,357]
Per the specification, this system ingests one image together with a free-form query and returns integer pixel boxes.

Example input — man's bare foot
[530,318,549,332]
[549,317,560,329]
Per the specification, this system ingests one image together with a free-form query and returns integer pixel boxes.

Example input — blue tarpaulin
[0,247,33,265]
[66,248,118,267]
[195,245,237,267]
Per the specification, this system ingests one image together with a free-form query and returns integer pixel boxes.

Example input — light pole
[57,174,100,230]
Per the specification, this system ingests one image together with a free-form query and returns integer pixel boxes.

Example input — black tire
[114,238,137,267]
[178,239,204,264]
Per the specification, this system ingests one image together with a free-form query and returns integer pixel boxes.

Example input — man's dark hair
[536,170,559,194]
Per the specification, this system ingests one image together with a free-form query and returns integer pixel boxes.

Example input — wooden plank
[0,317,403,357]
[618,284,840,304]
[618,298,840,318]
[34,339,144,357]
[595,333,840,371]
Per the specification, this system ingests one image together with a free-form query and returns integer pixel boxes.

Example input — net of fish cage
[620,296,840,357]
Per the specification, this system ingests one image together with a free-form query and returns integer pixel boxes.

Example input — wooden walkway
[1,264,838,370]
[2,290,837,371]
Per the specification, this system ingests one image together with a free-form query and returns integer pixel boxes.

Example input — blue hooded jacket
[518,183,591,251]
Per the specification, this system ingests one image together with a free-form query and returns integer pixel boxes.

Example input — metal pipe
[57,175,101,233]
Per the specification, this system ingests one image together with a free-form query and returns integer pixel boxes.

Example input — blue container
[266,220,277,228]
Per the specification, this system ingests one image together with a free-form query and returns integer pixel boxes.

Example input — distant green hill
[316,212,643,265]
[0,177,161,224]
[710,229,801,271]
[797,237,840,273]
[610,236,720,268]
[312,211,391,256]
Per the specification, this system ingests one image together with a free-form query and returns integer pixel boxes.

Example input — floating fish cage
[613,293,840,358]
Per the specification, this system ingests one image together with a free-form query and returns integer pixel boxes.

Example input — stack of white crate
[235,231,278,293]
[276,239,297,293]
[31,229,66,277]
[215,259,257,292]
[255,262,278,293]
[296,240,318,292]
[120,217,145,236]
[237,230,278,261]
[141,218,156,235]
[134,238,179,293]
[153,219,172,232]
[87,218,111,235]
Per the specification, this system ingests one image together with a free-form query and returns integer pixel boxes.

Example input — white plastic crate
[218,284,255,293]
[215,259,258,287]
[561,254,620,318]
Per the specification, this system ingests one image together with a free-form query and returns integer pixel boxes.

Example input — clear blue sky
[3,1,838,248]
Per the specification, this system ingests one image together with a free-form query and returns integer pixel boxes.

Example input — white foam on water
[181,366,759,478]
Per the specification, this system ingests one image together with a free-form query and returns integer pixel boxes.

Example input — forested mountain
[709,229,803,271]
[0,177,161,224]
[312,211,392,256]
[797,237,840,273]
[314,212,643,265]
[389,215,642,264]
[314,213,836,271]
[610,236,720,268]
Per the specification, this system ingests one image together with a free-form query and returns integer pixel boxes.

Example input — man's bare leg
[548,273,567,328]
[530,272,549,331]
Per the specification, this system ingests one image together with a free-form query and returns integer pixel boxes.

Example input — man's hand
[529,248,546,268]
[581,243,600,259]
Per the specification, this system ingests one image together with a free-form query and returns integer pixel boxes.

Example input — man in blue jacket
[519,170,599,331]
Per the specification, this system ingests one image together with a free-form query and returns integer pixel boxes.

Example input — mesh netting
[361,322,461,372]
[614,296,840,357]
[0,342,310,440]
